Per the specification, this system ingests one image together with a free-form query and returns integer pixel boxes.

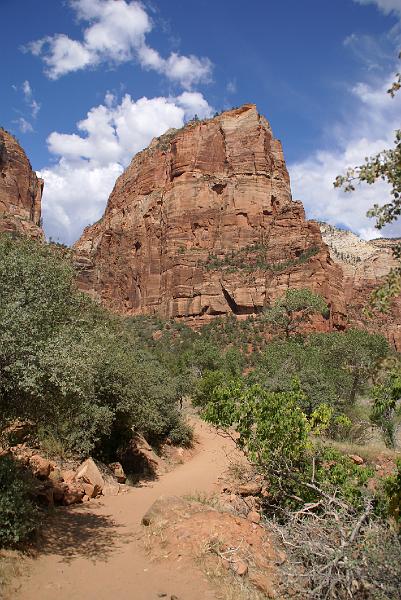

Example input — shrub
[0,234,189,458]
[0,456,38,547]
[204,379,313,502]
[370,369,401,448]
[376,459,401,526]
[168,421,193,447]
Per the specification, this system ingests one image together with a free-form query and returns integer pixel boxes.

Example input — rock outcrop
[320,223,401,349]
[0,128,44,240]
[74,105,346,329]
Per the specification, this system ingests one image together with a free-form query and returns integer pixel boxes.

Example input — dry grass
[0,549,25,599]
[324,438,400,464]
[195,540,268,600]
[142,516,170,557]
[225,458,256,485]
[182,491,222,508]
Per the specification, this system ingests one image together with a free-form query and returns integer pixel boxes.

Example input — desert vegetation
[0,235,400,598]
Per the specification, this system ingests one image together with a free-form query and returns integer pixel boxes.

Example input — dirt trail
[11,419,237,600]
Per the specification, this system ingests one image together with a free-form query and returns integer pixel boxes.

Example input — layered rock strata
[320,223,401,349]
[74,105,346,328]
[0,128,44,240]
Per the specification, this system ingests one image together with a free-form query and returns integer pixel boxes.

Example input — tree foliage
[0,455,38,547]
[0,235,190,458]
[370,368,401,448]
[262,288,329,338]
[249,330,388,413]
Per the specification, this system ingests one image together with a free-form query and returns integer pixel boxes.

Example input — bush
[249,330,389,416]
[376,459,401,526]
[275,502,401,600]
[204,378,376,510]
[204,379,314,503]
[0,456,38,547]
[0,234,189,458]
[168,421,194,447]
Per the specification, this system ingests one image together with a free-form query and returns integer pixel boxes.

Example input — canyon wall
[320,223,401,349]
[74,105,346,329]
[0,128,44,240]
[3,109,400,345]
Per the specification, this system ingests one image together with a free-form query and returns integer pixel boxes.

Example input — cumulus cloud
[26,0,212,88]
[353,0,401,16]
[289,71,401,239]
[40,92,213,244]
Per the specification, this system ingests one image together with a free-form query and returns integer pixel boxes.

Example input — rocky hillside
[320,223,401,349]
[0,128,44,240]
[74,104,346,329]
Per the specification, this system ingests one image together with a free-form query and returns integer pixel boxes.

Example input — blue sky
[1,0,400,244]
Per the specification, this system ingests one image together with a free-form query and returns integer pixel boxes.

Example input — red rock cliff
[74,105,346,328]
[320,223,401,349]
[0,128,44,240]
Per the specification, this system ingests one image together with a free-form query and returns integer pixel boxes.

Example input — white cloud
[22,80,32,98]
[40,92,213,244]
[289,72,401,239]
[14,117,34,134]
[226,79,237,94]
[21,80,41,119]
[26,0,212,88]
[354,0,401,16]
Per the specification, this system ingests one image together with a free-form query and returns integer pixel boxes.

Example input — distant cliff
[0,128,44,240]
[320,223,401,349]
[73,104,346,330]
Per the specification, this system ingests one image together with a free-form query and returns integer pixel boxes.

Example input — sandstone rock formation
[320,223,401,349]
[0,127,44,240]
[74,105,346,329]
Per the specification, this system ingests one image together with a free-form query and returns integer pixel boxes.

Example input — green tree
[204,380,311,474]
[370,370,401,448]
[263,288,329,338]
[249,337,349,414]
[311,329,389,404]
[0,234,190,457]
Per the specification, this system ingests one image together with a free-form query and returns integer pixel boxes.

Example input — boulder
[52,481,68,503]
[82,482,97,499]
[36,483,54,506]
[61,469,76,483]
[102,477,120,497]
[230,560,248,577]
[75,458,104,495]
[237,482,262,496]
[117,434,166,478]
[63,484,84,505]
[29,455,52,479]
[247,510,261,524]
[109,462,127,484]
[48,467,63,483]
[348,454,364,466]
[249,572,276,598]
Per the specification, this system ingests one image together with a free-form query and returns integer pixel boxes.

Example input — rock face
[0,128,44,240]
[74,105,346,328]
[320,223,401,349]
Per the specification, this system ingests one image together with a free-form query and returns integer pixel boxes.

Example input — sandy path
[12,419,237,600]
